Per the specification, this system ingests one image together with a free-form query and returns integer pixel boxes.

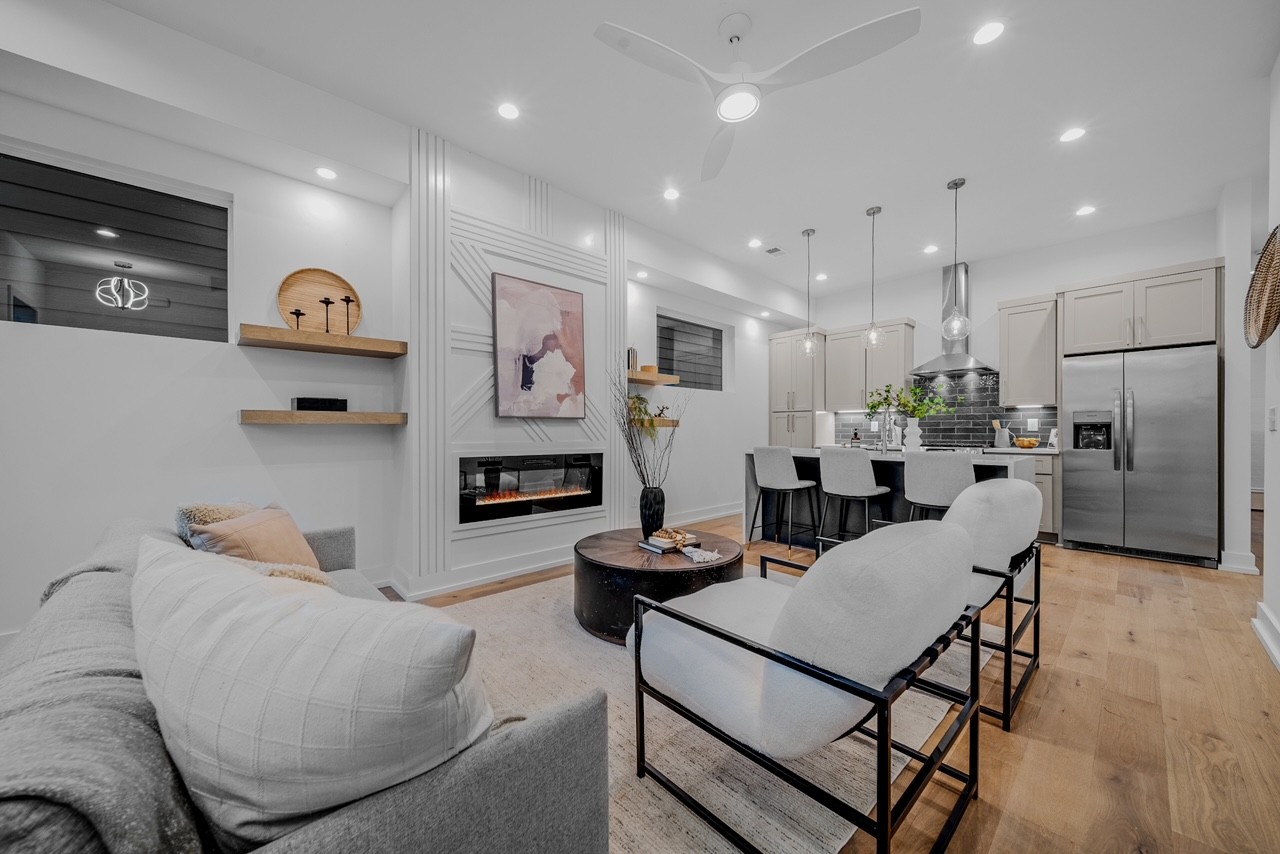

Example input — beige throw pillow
[132,538,494,851]
[188,505,319,569]
[175,501,257,544]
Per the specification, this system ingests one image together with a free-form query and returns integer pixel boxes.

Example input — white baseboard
[397,544,575,603]
[1219,550,1260,575]
[1253,602,1280,672]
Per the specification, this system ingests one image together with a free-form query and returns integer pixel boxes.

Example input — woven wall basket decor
[1245,224,1280,348]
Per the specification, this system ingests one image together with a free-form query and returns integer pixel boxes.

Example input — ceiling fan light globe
[715,83,761,123]
[941,307,971,341]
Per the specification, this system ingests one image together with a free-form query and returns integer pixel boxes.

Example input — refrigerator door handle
[1125,389,1135,472]
[1113,391,1123,472]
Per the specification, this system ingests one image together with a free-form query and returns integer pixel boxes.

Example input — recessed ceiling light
[815,273,828,281]
[96,228,118,238]
[973,22,1004,45]
[923,244,938,254]
[636,270,648,279]
[663,188,680,201]
[761,311,770,317]
[1060,127,1086,142]
[315,167,337,180]
[1076,205,1096,216]
[498,102,520,119]
[748,238,762,248]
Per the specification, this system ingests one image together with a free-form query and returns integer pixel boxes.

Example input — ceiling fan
[594,8,922,181]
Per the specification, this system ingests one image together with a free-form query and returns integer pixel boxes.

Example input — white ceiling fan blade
[594,22,727,91]
[701,124,737,182]
[753,7,922,92]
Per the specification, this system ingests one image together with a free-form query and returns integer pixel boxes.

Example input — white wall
[817,211,1220,368]
[625,279,780,527]
[1257,50,1280,670]
[0,92,407,639]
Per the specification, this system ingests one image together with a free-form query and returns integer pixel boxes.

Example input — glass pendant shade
[941,306,971,341]
[865,322,885,349]
[800,331,817,357]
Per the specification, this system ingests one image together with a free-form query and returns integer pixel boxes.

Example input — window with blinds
[657,314,722,391]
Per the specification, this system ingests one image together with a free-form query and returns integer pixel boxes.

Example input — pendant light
[800,227,817,357]
[940,177,971,341]
[865,206,884,349]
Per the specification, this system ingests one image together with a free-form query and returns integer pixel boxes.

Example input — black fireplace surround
[459,453,603,524]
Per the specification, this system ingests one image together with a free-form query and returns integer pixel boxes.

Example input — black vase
[639,486,666,539]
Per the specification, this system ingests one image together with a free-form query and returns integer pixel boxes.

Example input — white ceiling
[101,0,1280,297]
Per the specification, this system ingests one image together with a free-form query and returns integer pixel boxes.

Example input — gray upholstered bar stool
[817,448,890,546]
[747,446,819,557]
[903,451,976,520]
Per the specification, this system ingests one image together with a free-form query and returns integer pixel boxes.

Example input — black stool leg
[786,491,795,558]
[746,491,763,550]
[818,494,830,540]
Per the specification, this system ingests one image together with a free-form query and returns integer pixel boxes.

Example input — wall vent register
[459,453,603,523]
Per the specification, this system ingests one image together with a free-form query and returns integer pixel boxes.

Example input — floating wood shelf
[627,370,680,386]
[239,410,408,426]
[630,418,680,428]
[237,324,407,359]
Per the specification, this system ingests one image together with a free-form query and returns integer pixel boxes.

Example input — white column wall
[1256,50,1280,669]
[1219,179,1257,573]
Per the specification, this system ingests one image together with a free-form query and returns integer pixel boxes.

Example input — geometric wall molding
[451,210,608,285]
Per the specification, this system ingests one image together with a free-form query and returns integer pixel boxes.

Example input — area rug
[444,575,987,853]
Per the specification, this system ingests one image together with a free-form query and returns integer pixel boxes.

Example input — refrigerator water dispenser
[1072,411,1112,451]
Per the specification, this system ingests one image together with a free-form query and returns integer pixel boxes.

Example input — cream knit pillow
[132,538,493,851]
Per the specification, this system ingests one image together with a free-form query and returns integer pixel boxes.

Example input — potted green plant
[865,384,956,451]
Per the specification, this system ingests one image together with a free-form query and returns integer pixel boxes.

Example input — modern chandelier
[95,276,149,310]
[940,177,971,341]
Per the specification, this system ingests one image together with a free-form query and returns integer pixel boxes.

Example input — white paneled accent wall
[392,132,628,601]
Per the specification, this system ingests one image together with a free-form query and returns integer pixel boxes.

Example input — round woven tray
[277,268,362,335]
[1245,225,1280,348]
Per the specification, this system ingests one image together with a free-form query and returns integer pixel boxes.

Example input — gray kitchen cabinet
[1133,269,1217,347]
[1062,266,1217,355]
[999,298,1057,406]
[1035,472,1056,534]
[1062,282,1133,354]
[769,411,813,448]
[823,320,914,410]
[769,331,825,414]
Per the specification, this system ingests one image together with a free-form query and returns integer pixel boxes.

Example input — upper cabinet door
[1134,269,1217,348]
[1062,282,1134,355]
[999,300,1058,406]
[769,337,793,411]
[865,324,907,397]
[825,331,866,411]
[791,335,825,412]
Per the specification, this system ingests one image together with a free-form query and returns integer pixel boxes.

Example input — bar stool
[747,446,818,557]
[817,448,890,545]
[904,451,975,520]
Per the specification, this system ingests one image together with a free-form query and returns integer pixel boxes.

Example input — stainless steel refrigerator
[1061,344,1219,566]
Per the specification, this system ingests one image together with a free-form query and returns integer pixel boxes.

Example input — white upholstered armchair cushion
[629,521,972,760]
[942,479,1042,605]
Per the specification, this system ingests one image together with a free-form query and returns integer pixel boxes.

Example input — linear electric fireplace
[459,453,603,524]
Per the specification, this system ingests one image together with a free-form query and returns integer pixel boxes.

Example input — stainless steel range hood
[910,262,994,377]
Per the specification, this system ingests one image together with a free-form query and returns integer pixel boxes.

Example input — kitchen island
[744,448,1036,549]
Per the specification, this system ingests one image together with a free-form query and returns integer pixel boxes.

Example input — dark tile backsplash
[833,373,1057,447]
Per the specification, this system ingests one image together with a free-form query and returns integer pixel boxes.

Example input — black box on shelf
[292,397,348,412]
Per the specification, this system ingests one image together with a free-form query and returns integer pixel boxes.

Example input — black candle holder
[341,295,355,334]
[319,297,335,333]
[289,308,305,329]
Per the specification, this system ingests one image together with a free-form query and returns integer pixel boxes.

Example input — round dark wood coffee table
[573,528,744,644]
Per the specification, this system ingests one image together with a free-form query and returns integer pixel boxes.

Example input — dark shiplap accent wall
[834,372,1058,446]
[657,314,722,391]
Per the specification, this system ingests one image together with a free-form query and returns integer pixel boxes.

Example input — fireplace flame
[476,486,591,505]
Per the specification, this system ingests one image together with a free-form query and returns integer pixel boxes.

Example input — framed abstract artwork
[492,273,586,418]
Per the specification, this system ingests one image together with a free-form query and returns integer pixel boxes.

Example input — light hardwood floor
[391,514,1280,853]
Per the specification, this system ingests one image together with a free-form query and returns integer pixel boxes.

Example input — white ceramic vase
[903,417,923,451]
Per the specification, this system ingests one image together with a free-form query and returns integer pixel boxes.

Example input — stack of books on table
[636,533,700,554]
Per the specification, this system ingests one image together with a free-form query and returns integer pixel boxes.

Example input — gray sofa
[0,519,609,853]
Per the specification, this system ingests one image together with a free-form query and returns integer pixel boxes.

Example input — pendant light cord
[952,183,960,311]
[805,229,812,333]
[870,212,876,322]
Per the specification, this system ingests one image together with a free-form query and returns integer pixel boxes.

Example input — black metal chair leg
[864,497,871,534]
[818,495,830,540]
[786,491,794,558]
[746,491,763,550]
[773,490,783,544]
